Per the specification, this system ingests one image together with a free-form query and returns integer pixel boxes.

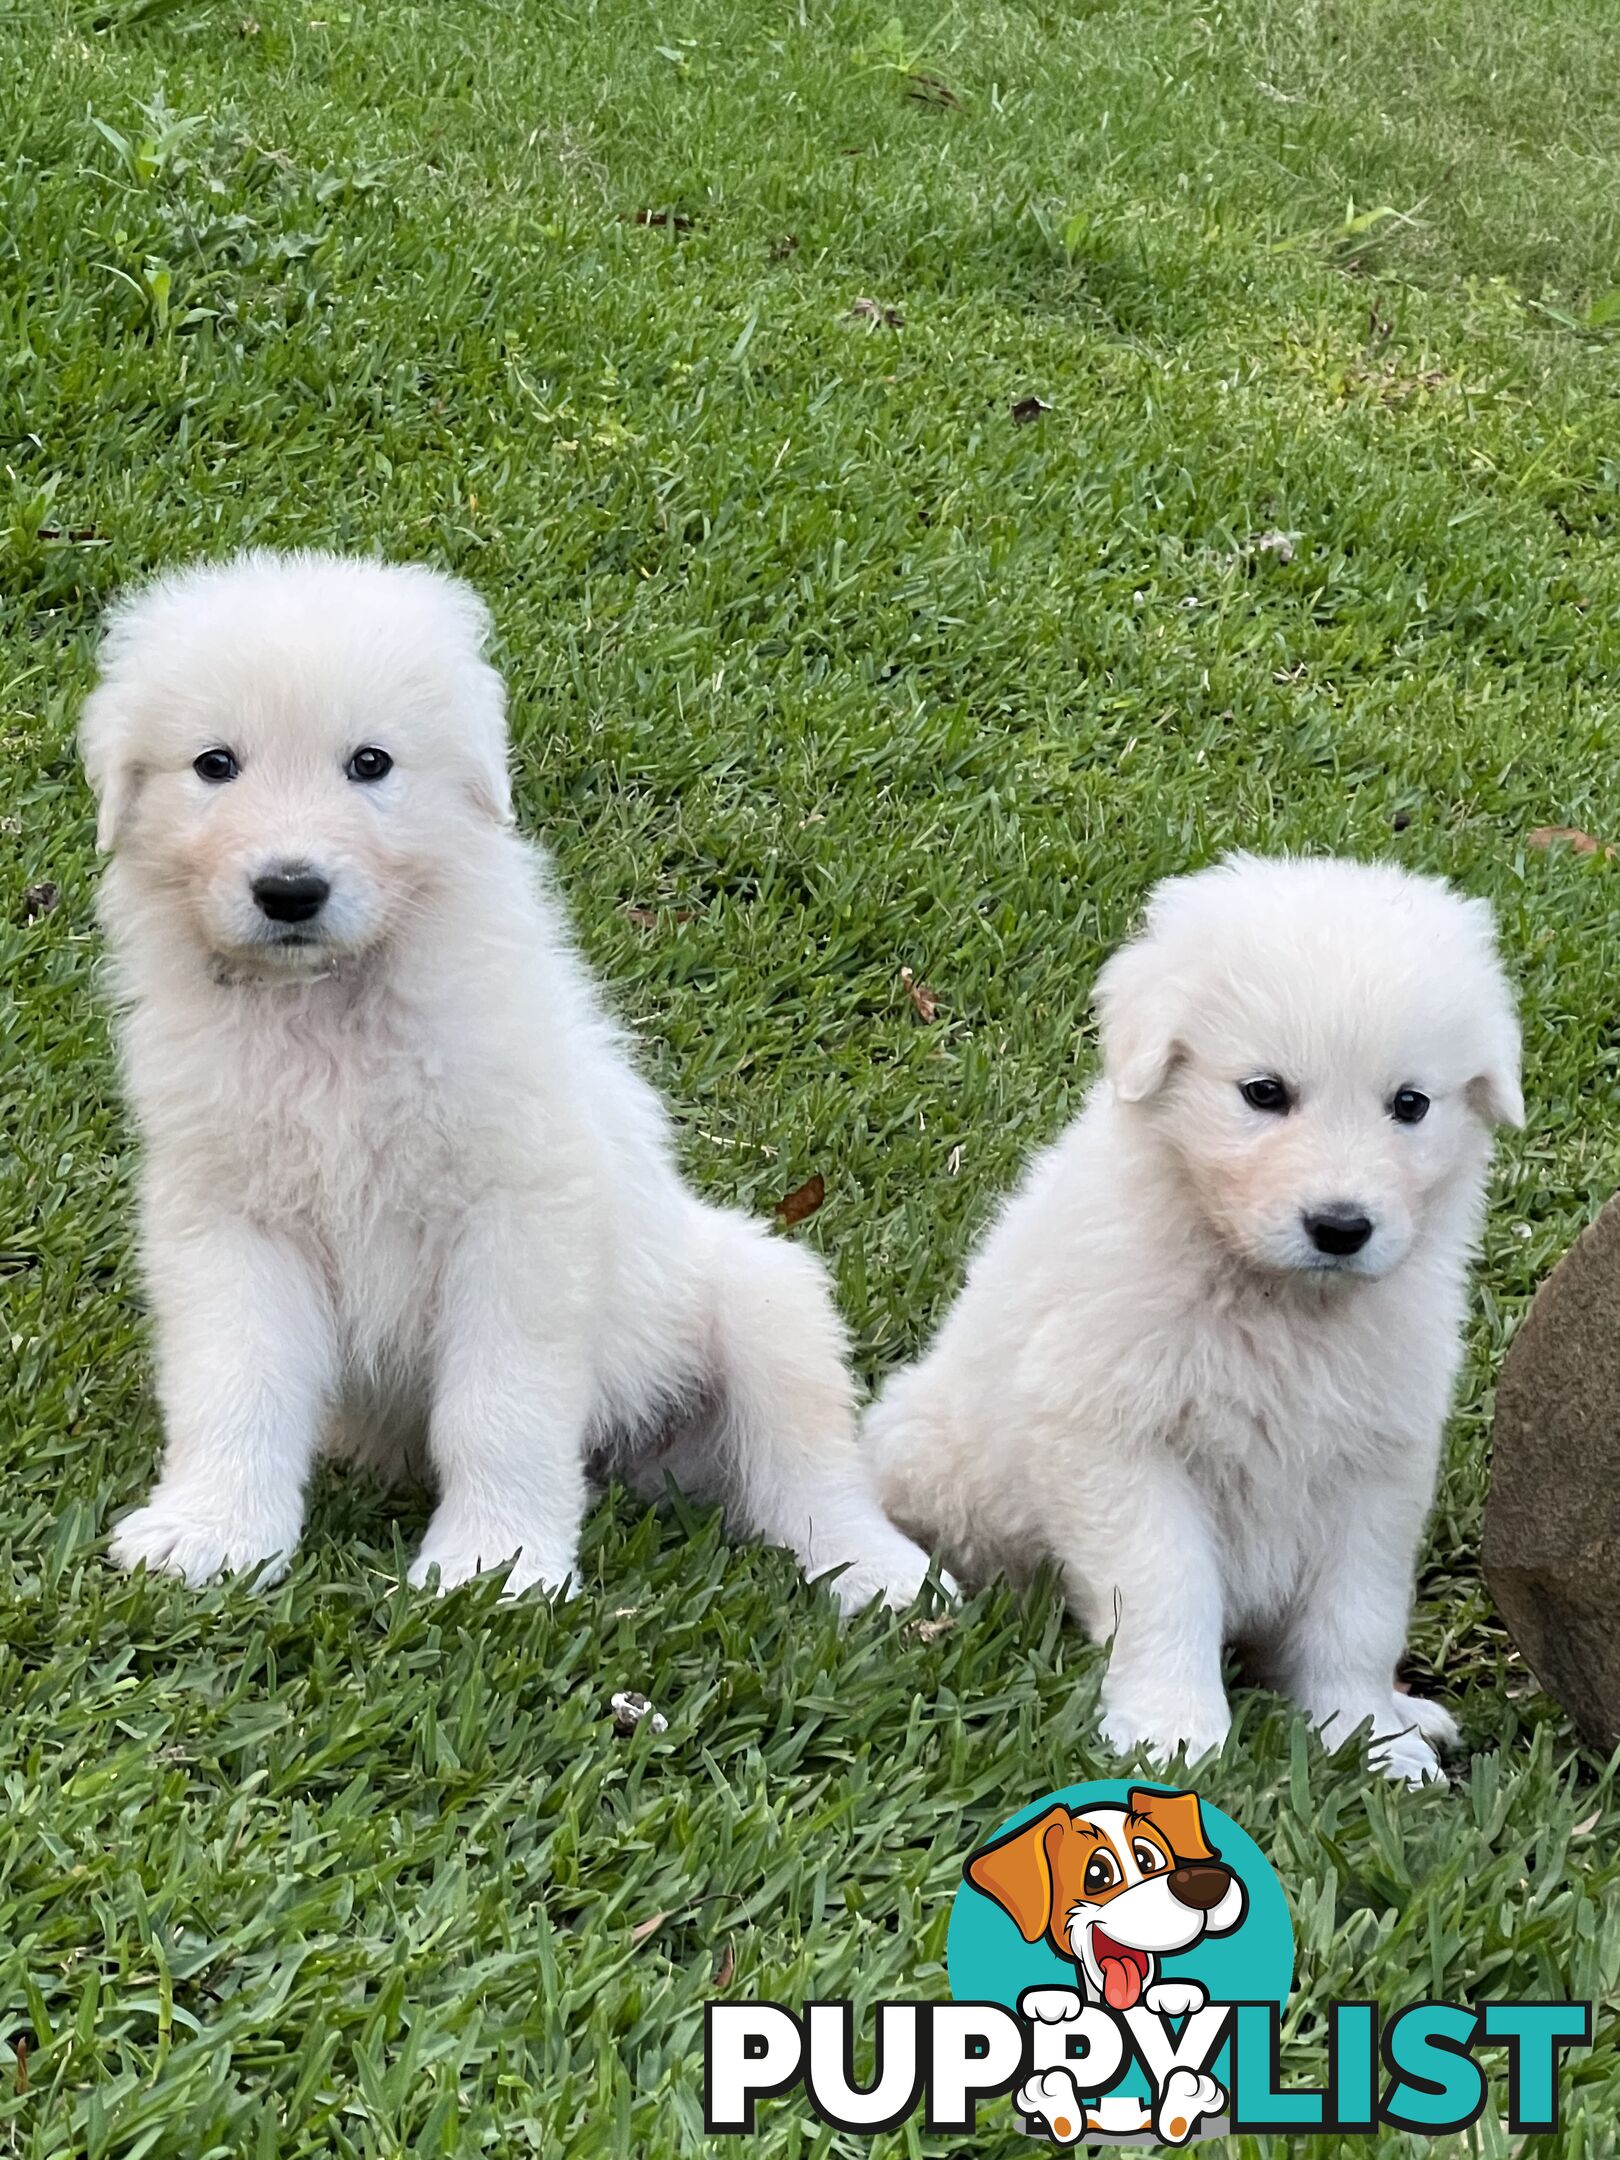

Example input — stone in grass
[1483,1194,1620,1751]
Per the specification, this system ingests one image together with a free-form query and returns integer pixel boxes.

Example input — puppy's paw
[1370,1726,1447,1788]
[1015,2068,1087,2145]
[1019,1986,1086,2026]
[408,1511,577,1599]
[1156,2067,1225,2146]
[1144,1979,1208,2019]
[1100,1688,1231,1765]
[1392,1692,1460,1751]
[813,1526,943,1613]
[110,1494,296,1587]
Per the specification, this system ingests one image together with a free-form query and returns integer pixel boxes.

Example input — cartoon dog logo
[964,1786,1248,2145]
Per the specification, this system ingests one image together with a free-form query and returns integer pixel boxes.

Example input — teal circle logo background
[947,1780,1295,2016]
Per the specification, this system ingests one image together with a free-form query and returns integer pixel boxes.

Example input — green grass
[4,0,1620,2150]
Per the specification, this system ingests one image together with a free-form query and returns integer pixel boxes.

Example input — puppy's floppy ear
[1094,935,1184,1102]
[78,683,142,853]
[1126,1786,1214,1865]
[434,576,513,825]
[965,1805,1072,1943]
[462,656,513,825]
[1456,898,1524,1130]
[1468,1058,1524,1131]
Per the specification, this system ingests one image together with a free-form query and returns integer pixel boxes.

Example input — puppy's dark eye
[1083,1852,1119,1896]
[193,748,239,783]
[1391,1088,1430,1125]
[1131,1840,1166,1875]
[1240,1076,1291,1114]
[346,746,393,783]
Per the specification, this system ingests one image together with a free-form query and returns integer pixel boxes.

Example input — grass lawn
[5,0,1620,2149]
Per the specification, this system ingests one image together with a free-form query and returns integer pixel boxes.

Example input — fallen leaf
[13,2038,26,2095]
[899,966,938,1022]
[1573,1809,1602,1836]
[620,903,695,930]
[1010,395,1051,424]
[844,296,904,329]
[1527,826,1614,859]
[775,1174,825,1226]
[630,1912,667,1946]
[907,1615,956,1642]
[21,881,59,923]
[713,1941,736,1987]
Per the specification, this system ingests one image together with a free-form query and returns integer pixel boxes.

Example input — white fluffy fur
[868,855,1523,1783]
[82,549,931,1608]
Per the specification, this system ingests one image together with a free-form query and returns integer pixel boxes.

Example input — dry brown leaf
[1528,826,1614,859]
[630,1912,667,1946]
[907,1615,956,1642]
[712,1941,736,1988]
[899,966,938,1022]
[620,903,695,930]
[13,2038,26,2095]
[775,1174,826,1226]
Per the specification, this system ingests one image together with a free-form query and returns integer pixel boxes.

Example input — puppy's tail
[683,1204,934,1612]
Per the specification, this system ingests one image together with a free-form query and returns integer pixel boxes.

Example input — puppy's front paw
[1393,1692,1460,1751]
[1156,2067,1225,2146]
[408,1511,577,1598]
[110,1493,297,1587]
[812,1526,943,1614]
[1100,1688,1231,1764]
[1370,1726,1446,1788]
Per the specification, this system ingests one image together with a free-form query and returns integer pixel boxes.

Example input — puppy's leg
[409,1206,591,1597]
[1272,1476,1446,1787]
[111,1219,332,1585]
[681,1206,934,1612]
[1057,1457,1232,1762]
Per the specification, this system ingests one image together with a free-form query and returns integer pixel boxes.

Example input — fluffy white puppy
[81,550,930,1609]
[868,856,1522,1783]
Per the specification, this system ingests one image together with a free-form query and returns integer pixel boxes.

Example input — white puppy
[81,550,931,1609]
[868,856,1522,1782]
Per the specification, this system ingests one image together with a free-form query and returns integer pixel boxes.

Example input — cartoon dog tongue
[1099,1946,1144,2010]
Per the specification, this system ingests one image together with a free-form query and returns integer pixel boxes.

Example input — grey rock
[1484,1196,1620,1752]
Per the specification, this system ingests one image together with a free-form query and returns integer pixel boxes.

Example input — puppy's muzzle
[252,865,331,926]
[1167,1863,1233,1912]
[1303,1206,1373,1257]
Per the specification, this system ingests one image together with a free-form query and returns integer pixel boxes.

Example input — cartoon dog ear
[965,1806,1071,1944]
[78,685,142,853]
[1093,937,1185,1103]
[1126,1787,1215,1866]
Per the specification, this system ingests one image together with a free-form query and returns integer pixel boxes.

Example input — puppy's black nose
[252,867,330,924]
[1305,1207,1374,1256]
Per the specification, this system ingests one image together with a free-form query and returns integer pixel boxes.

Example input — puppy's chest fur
[137,979,469,1354]
[1159,1282,1445,1618]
